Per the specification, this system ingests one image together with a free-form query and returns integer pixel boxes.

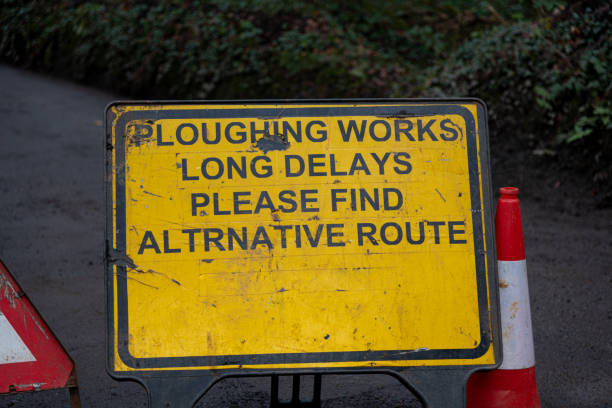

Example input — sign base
[131,367,477,407]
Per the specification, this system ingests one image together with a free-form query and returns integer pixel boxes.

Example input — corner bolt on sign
[105,100,501,405]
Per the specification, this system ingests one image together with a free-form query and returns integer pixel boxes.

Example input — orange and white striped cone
[466,187,541,407]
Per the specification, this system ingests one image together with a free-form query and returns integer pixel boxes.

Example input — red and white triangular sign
[0,259,75,393]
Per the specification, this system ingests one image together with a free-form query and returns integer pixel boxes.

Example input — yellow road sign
[106,100,499,374]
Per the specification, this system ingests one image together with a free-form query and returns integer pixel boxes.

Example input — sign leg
[270,374,322,407]
[69,386,82,408]
[394,369,469,408]
[145,375,215,408]
[66,368,82,408]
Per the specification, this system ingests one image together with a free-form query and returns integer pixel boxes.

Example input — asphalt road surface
[0,64,610,408]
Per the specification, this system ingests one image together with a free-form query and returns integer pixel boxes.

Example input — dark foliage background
[1,0,610,205]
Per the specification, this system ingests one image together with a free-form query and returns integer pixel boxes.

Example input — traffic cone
[466,187,541,407]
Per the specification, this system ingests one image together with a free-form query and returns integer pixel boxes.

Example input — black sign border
[105,99,498,372]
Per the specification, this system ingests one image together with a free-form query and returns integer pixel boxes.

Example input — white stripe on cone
[498,259,535,370]
[0,311,36,364]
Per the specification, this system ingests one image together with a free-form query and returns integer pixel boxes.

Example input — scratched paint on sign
[107,102,497,372]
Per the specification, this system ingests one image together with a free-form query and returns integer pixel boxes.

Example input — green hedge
[1,1,609,201]
[0,0,553,99]
[431,4,611,147]
[429,4,611,202]
[0,0,454,98]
